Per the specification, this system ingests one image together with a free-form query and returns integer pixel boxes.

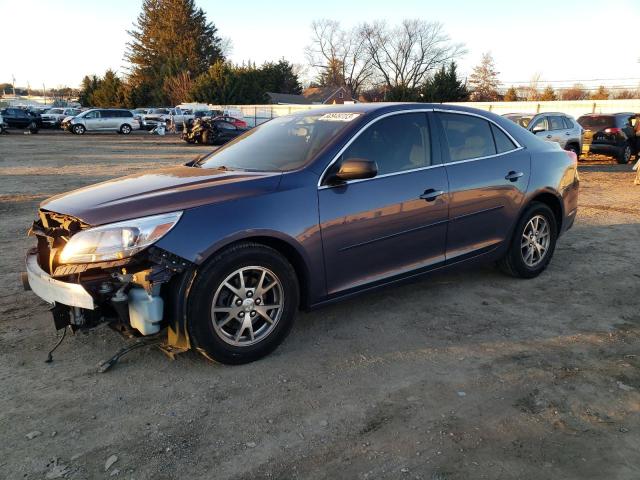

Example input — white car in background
[41,107,82,128]
[141,107,195,131]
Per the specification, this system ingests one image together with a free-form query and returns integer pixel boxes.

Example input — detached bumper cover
[25,251,95,310]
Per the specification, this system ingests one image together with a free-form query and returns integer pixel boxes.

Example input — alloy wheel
[211,266,284,347]
[520,214,551,268]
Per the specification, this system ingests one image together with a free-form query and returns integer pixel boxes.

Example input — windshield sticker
[318,113,361,122]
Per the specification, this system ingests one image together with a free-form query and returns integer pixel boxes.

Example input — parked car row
[503,111,640,164]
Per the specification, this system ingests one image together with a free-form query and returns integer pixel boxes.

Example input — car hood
[40,165,282,226]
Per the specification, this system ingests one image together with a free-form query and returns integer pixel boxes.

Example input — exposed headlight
[59,211,182,264]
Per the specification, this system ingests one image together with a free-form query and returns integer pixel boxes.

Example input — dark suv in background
[0,107,42,133]
[577,113,639,164]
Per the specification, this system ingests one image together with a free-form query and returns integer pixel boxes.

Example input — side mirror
[531,124,546,134]
[329,157,378,184]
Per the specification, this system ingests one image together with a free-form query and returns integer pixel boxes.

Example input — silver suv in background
[503,112,583,158]
[65,109,141,135]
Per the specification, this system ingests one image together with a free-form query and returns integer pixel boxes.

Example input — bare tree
[305,19,374,96]
[527,72,542,101]
[468,52,500,101]
[360,19,464,92]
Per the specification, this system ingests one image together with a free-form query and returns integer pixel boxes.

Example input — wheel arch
[197,233,313,309]
[525,189,564,234]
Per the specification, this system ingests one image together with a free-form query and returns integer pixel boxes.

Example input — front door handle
[505,171,524,182]
[419,189,444,202]
[546,134,552,138]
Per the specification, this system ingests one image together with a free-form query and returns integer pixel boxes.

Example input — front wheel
[499,202,558,278]
[72,124,85,135]
[188,242,299,364]
[120,124,132,135]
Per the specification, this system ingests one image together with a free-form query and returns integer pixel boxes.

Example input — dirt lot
[0,130,639,480]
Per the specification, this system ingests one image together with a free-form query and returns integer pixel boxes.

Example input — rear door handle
[546,134,552,138]
[419,189,445,202]
[505,171,524,182]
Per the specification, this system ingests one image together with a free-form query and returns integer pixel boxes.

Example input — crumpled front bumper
[24,250,95,310]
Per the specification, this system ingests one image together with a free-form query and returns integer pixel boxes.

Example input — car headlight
[59,211,182,264]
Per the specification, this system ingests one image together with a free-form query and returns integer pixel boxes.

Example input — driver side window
[341,113,431,176]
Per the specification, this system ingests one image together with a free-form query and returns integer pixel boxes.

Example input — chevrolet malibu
[23,104,579,364]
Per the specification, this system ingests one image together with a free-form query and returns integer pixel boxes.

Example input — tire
[498,202,558,279]
[565,143,580,160]
[120,124,132,135]
[72,124,85,135]
[188,242,299,364]
[617,143,632,164]
[201,130,211,145]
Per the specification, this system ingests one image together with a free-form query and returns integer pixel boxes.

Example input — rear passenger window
[342,113,431,175]
[439,113,496,162]
[491,124,517,154]
[549,117,564,130]
[562,117,574,129]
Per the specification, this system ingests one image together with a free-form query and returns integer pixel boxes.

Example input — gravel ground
[0,130,639,480]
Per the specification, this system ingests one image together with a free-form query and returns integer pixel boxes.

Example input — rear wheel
[565,143,580,159]
[72,124,85,135]
[120,124,132,135]
[499,202,557,279]
[617,143,632,164]
[188,242,299,364]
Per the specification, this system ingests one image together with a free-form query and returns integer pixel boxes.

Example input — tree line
[72,0,637,108]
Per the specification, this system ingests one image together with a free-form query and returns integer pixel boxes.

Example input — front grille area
[30,210,88,275]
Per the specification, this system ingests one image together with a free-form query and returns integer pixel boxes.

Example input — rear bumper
[584,143,621,156]
[24,251,95,310]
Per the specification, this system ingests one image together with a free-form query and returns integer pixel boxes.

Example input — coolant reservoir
[128,288,163,335]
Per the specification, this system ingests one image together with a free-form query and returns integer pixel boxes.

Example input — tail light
[604,127,621,134]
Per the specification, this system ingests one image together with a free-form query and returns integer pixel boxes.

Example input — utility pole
[43,83,46,105]
[11,75,16,97]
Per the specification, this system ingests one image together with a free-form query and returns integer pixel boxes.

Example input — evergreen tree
[468,52,500,101]
[422,62,468,102]
[125,0,224,105]
[78,75,100,106]
[90,70,126,107]
[539,86,557,101]
[503,86,519,101]
[591,85,610,100]
[260,59,302,95]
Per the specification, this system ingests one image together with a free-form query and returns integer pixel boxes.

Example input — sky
[1,0,639,91]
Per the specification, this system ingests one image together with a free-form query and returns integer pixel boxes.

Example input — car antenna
[44,326,68,363]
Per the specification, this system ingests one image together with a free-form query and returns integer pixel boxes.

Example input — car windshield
[577,115,614,129]
[197,112,361,172]
[505,114,534,128]
[49,108,64,114]
[150,108,170,114]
